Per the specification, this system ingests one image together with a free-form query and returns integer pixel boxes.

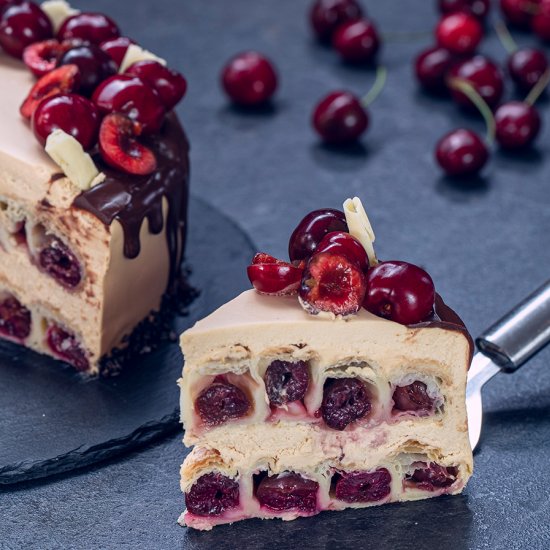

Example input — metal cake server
[467,279,550,451]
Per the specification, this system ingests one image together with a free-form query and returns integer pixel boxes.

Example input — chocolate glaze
[73,113,190,282]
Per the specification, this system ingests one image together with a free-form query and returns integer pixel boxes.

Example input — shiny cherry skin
[99,36,134,67]
[312,91,368,145]
[363,261,435,325]
[0,1,52,58]
[500,0,539,28]
[289,208,348,262]
[247,253,304,296]
[256,473,319,512]
[185,473,240,516]
[221,51,277,106]
[414,46,455,93]
[332,19,380,64]
[57,12,120,44]
[315,231,369,272]
[309,0,363,42]
[508,47,549,92]
[438,0,490,19]
[495,101,541,149]
[0,295,31,341]
[436,12,483,56]
[435,128,488,176]
[532,0,550,41]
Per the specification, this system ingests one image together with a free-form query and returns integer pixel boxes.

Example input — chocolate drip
[73,113,190,281]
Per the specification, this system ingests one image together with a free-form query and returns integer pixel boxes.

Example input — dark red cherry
[221,51,278,106]
[438,0,491,19]
[332,19,380,64]
[185,473,240,516]
[312,91,368,145]
[435,128,489,176]
[99,36,134,68]
[414,46,455,94]
[406,463,458,491]
[309,0,363,43]
[264,360,309,406]
[532,0,550,40]
[0,1,52,58]
[39,237,82,288]
[392,381,435,412]
[289,208,348,262]
[334,469,392,502]
[0,295,31,341]
[436,12,483,56]
[363,261,435,325]
[247,253,304,295]
[23,39,66,78]
[495,101,541,149]
[315,231,368,272]
[46,324,89,371]
[195,379,251,426]
[256,473,318,512]
[321,377,371,430]
[500,0,539,28]
[57,12,120,44]
[508,47,549,92]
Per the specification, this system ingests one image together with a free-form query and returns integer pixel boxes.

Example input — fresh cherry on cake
[392,381,435,413]
[363,261,435,325]
[39,237,82,288]
[98,113,157,176]
[406,463,458,490]
[47,324,89,371]
[299,252,366,316]
[264,360,310,406]
[314,231,369,272]
[435,12,483,56]
[185,473,240,516]
[247,253,304,296]
[256,473,318,512]
[321,377,371,430]
[414,46,455,94]
[99,36,134,68]
[435,128,489,176]
[57,44,117,95]
[508,47,549,92]
[438,0,491,19]
[332,18,380,64]
[125,60,187,110]
[221,51,278,107]
[23,39,67,78]
[289,208,348,262]
[195,379,251,426]
[92,75,166,133]
[20,64,81,119]
[57,12,120,44]
[500,0,539,28]
[495,101,541,149]
[0,295,31,341]
[309,0,363,43]
[532,0,550,40]
[334,468,392,502]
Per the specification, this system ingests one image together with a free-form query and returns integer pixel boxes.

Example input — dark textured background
[2,0,550,548]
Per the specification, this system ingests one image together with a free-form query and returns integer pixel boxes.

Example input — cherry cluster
[0,1,187,176]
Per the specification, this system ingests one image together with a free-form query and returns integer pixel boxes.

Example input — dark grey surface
[2,0,550,548]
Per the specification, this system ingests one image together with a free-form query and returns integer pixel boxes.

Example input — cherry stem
[361,66,387,108]
[448,78,496,145]
[525,68,550,106]
[494,20,518,54]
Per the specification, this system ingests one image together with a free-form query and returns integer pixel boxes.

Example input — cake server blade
[466,279,550,452]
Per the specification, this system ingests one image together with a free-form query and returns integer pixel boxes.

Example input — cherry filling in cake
[321,377,372,430]
[255,472,319,513]
[404,462,458,491]
[332,468,392,503]
[392,381,436,414]
[38,236,82,289]
[0,294,31,341]
[185,472,240,517]
[195,377,251,426]
[264,359,310,407]
[46,324,89,371]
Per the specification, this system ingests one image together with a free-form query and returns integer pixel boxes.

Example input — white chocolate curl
[119,44,167,73]
[343,197,378,267]
[41,0,79,32]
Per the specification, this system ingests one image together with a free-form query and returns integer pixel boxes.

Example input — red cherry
[406,463,458,491]
[195,379,250,426]
[312,91,368,145]
[321,377,371,430]
[309,0,363,43]
[39,237,82,288]
[256,473,319,512]
[125,60,187,110]
[435,128,488,176]
[315,231,368,272]
[247,253,304,296]
[46,324,89,371]
[495,101,541,149]
[0,1,52,58]
[438,0,491,19]
[508,47,549,92]
[57,12,120,44]
[500,0,539,29]
[92,74,166,134]
[332,19,380,64]
[414,45,455,94]
[23,39,65,78]
[185,473,240,517]
[0,295,31,341]
[99,36,134,68]
[221,51,278,106]
[392,381,435,413]
[532,0,550,40]
[32,93,99,149]
[436,12,483,56]
[334,469,392,502]
[264,360,309,406]
[363,261,435,325]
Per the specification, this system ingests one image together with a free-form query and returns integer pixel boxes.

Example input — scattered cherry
[435,128,489,176]
[495,101,541,149]
[532,0,550,41]
[508,47,549,92]
[39,237,82,288]
[321,377,371,430]
[23,39,67,78]
[289,208,348,262]
[47,324,89,371]
[264,360,310,406]
[247,253,304,296]
[315,231,368,272]
[312,91,368,145]
[392,381,435,413]
[436,12,483,56]
[57,12,120,44]
[438,0,491,19]
[332,18,380,64]
[0,1,52,58]
[334,468,392,502]
[309,0,363,43]
[500,0,538,28]
[221,51,278,107]
[0,295,31,341]
[256,473,318,512]
[414,46,455,94]
[195,379,251,426]
[99,36,134,68]
[406,463,458,491]
[299,252,366,316]
[363,261,435,325]
[185,473,240,516]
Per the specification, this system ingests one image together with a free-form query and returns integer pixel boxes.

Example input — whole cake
[0,1,189,374]
[178,198,473,530]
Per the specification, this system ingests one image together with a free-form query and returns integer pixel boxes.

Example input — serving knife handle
[476,279,550,372]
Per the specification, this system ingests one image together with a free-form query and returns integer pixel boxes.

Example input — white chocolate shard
[343,197,378,267]
[41,0,79,32]
[119,44,167,73]
[45,129,101,191]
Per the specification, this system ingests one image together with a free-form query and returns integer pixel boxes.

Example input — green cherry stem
[361,66,387,108]
[525,67,550,106]
[494,20,518,54]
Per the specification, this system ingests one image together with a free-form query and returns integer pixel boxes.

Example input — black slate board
[0,196,254,484]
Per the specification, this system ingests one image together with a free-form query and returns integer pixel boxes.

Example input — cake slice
[178,199,473,530]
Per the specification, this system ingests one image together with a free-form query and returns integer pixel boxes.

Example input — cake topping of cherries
[185,472,240,516]
[256,472,319,512]
[195,378,251,426]
[333,468,392,502]
[57,12,120,44]
[264,360,310,406]
[247,253,304,296]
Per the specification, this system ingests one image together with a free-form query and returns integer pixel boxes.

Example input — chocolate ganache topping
[73,113,190,282]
